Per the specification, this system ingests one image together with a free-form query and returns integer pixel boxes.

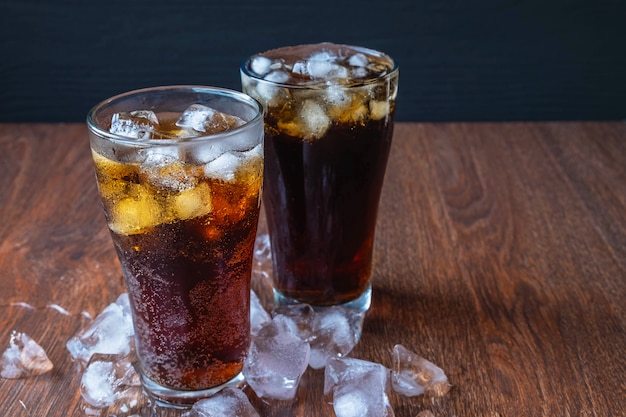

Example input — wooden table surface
[0,122,624,417]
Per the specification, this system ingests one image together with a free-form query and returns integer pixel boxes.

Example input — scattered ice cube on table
[80,354,142,409]
[66,294,134,363]
[271,303,319,343]
[324,357,393,417]
[391,344,451,397]
[182,387,260,417]
[176,104,245,134]
[308,306,364,370]
[250,289,271,336]
[110,111,158,139]
[0,331,53,379]
[243,315,310,400]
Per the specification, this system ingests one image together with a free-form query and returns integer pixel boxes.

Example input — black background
[1,0,625,122]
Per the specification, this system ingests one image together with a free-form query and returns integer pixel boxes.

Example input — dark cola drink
[87,87,264,405]
[242,43,398,310]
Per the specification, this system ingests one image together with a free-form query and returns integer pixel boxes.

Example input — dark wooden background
[1,0,625,123]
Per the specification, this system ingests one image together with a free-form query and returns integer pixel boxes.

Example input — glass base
[273,283,372,313]
[140,371,245,409]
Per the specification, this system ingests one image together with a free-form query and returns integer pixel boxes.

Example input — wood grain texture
[0,122,624,416]
[1,0,625,122]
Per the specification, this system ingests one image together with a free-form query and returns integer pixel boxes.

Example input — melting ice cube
[181,387,260,417]
[391,344,451,397]
[204,151,240,182]
[66,294,134,363]
[0,331,53,379]
[243,315,310,400]
[324,357,393,417]
[110,110,158,139]
[176,104,245,134]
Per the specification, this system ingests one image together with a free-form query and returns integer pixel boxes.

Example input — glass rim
[240,43,399,90]
[86,85,264,146]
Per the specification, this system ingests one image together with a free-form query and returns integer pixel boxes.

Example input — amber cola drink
[242,44,398,310]
[87,86,263,406]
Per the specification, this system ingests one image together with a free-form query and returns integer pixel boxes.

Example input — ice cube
[348,53,369,68]
[250,55,273,78]
[250,289,271,336]
[182,387,260,417]
[271,303,319,343]
[173,182,212,220]
[108,191,163,236]
[80,354,141,409]
[66,294,135,363]
[176,104,245,135]
[299,99,330,140]
[0,331,53,379]
[324,357,393,417]
[140,147,197,191]
[204,151,240,182]
[306,51,349,80]
[254,70,291,105]
[308,306,364,370]
[243,315,310,400]
[291,60,308,76]
[369,100,390,120]
[391,344,451,397]
[110,111,158,139]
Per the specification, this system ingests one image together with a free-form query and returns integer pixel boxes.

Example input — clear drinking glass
[241,43,399,311]
[87,86,264,406]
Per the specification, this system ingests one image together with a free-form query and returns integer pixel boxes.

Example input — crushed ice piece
[181,387,260,417]
[324,357,393,417]
[391,344,451,397]
[66,294,134,363]
[243,315,310,400]
[308,306,364,370]
[250,289,271,336]
[0,331,53,379]
[291,60,308,76]
[110,111,158,139]
[176,104,245,134]
[80,354,141,408]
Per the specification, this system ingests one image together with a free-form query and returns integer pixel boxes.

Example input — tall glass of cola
[87,86,264,407]
[241,43,398,311]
